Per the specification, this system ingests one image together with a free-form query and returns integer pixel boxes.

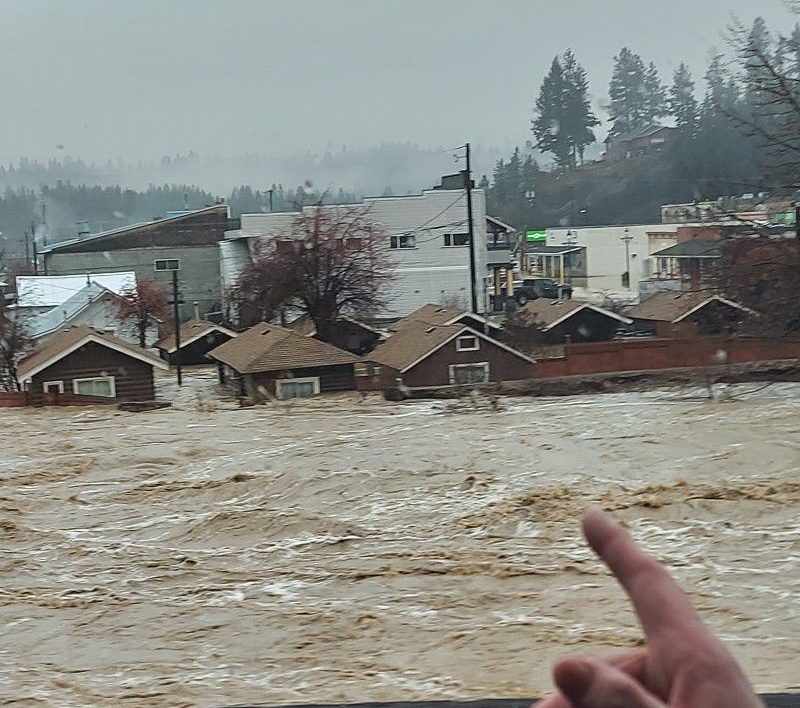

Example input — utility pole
[267,188,274,212]
[795,203,799,239]
[32,240,38,275]
[172,269,182,386]
[463,143,479,314]
[155,258,183,386]
[24,230,30,270]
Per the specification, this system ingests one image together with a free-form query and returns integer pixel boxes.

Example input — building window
[276,376,320,399]
[43,380,64,394]
[449,362,490,385]
[390,234,416,249]
[73,376,116,398]
[443,233,469,247]
[455,335,479,352]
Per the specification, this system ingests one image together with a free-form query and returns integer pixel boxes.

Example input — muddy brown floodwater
[1,378,799,707]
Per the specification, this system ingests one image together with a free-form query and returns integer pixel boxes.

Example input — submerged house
[360,321,534,390]
[17,325,168,406]
[207,322,358,401]
[516,299,632,343]
[625,291,755,336]
[389,303,503,338]
[156,320,238,365]
[285,313,386,355]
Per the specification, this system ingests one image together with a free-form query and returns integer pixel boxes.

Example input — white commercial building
[542,224,680,302]
[224,180,516,319]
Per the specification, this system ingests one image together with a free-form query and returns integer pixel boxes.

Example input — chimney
[77,221,91,238]
[193,302,200,320]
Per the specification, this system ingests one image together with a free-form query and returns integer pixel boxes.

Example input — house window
[456,335,479,352]
[276,376,320,399]
[73,376,116,398]
[449,362,489,385]
[390,234,416,249]
[43,380,64,394]
[443,233,469,247]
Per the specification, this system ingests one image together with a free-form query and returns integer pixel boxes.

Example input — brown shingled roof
[206,322,358,374]
[391,303,501,331]
[156,320,237,353]
[625,291,751,323]
[519,299,631,330]
[17,325,167,382]
[367,322,465,371]
[367,321,534,372]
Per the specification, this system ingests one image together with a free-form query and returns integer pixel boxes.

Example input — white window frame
[443,233,470,247]
[72,376,116,398]
[275,376,321,400]
[43,380,64,394]
[455,335,480,352]
[389,234,416,249]
[448,362,490,385]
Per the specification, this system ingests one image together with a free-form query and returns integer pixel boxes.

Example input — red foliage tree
[230,206,394,341]
[116,279,171,347]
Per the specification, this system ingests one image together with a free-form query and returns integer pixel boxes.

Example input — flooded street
[1,379,799,706]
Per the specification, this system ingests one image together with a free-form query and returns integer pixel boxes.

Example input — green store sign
[526,229,546,242]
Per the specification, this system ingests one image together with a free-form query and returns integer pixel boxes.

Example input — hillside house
[207,322,358,401]
[17,325,168,406]
[604,125,677,161]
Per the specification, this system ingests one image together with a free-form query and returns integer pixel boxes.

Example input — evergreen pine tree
[608,47,647,136]
[531,57,572,166]
[643,61,667,123]
[562,49,599,163]
[669,62,698,134]
[532,51,597,167]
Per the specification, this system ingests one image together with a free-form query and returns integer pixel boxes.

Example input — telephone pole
[172,270,182,386]
[463,143,479,314]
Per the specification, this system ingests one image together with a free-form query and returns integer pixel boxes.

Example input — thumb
[554,659,665,708]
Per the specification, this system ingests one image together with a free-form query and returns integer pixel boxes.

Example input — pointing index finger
[581,507,712,646]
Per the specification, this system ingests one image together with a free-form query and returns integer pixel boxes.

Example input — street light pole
[621,227,633,290]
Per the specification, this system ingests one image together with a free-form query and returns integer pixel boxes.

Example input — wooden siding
[401,337,533,388]
[27,341,156,406]
[242,364,356,401]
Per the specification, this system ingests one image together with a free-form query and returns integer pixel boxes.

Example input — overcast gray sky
[0,0,794,164]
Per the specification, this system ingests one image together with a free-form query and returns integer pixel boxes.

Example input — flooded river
[1,380,799,706]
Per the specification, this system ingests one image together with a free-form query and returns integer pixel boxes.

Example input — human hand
[535,508,765,708]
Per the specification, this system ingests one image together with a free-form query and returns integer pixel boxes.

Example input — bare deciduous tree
[230,205,395,342]
[116,279,170,348]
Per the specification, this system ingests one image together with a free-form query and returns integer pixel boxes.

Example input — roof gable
[519,300,632,330]
[25,282,120,339]
[392,303,501,331]
[367,322,534,372]
[156,320,238,354]
[625,291,752,323]
[17,325,168,382]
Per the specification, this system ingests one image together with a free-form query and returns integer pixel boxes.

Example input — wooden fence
[534,336,800,379]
